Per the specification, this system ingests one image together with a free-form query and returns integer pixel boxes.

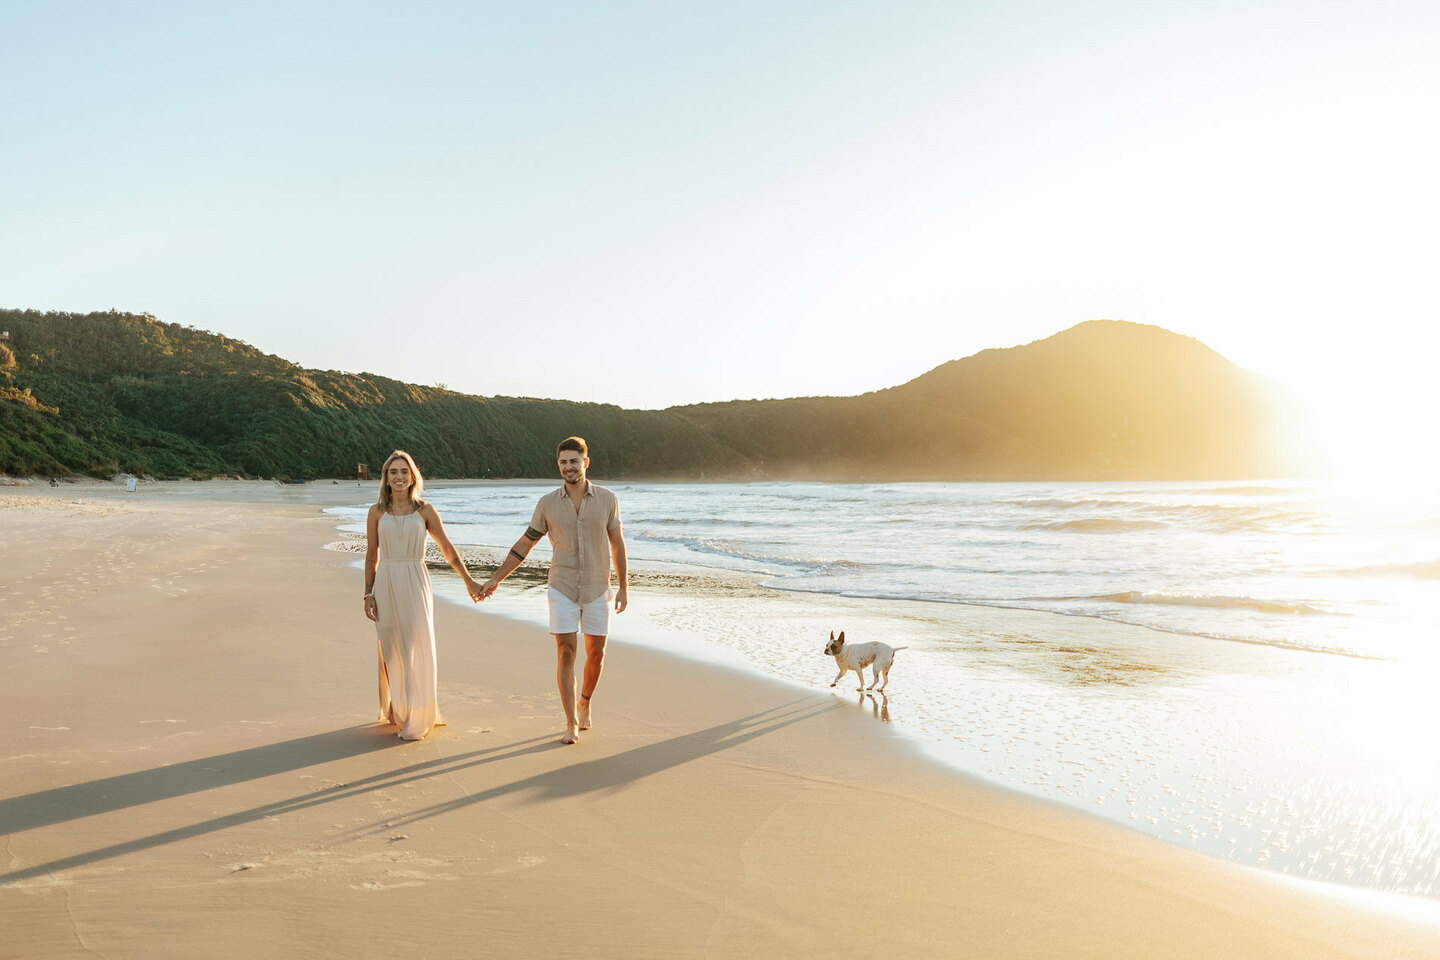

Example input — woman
[363,450,484,740]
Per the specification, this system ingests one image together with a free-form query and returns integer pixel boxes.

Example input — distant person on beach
[363,450,486,740]
[482,436,628,744]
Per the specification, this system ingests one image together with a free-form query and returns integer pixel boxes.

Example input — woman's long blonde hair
[377,450,424,513]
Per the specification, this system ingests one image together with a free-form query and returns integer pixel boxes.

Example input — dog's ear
[837,631,845,643]
[829,631,834,640]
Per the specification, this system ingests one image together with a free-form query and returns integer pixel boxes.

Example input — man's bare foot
[577,696,592,731]
[561,722,580,745]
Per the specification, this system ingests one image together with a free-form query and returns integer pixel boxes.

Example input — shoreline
[5,480,1440,958]
[422,555,1440,899]
[2,473,1322,489]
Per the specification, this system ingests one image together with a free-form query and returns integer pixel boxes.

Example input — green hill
[0,309,1314,481]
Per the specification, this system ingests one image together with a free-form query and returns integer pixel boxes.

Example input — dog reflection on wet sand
[824,630,905,692]
[860,689,890,722]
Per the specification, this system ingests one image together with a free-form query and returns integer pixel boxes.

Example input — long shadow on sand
[344,695,839,840]
[0,698,834,885]
[0,725,401,835]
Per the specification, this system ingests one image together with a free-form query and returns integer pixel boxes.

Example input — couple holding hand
[362,437,627,744]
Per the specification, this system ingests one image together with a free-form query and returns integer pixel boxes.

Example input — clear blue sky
[3,1,1437,468]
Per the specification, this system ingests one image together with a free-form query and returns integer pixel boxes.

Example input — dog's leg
[878,666,890,691]
[831,668,845,688]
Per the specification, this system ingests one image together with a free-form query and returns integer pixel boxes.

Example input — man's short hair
[557,436,588,458]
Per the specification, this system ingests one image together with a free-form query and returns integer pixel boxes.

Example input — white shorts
[548,587,612,636]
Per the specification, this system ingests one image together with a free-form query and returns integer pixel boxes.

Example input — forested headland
[0,309,1314,481]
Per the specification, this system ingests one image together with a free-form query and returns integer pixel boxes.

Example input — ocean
[327,479,1440,901]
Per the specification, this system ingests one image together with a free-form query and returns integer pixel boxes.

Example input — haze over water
[331,479,1440,900]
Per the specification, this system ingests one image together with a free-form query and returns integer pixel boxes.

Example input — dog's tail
[892,646,908,653]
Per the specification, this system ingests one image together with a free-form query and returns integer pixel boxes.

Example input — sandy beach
[3,479,1438,959]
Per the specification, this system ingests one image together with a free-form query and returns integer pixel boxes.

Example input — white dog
[824,631,905,692]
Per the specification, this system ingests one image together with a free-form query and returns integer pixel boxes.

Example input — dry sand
[2,479,1438,959]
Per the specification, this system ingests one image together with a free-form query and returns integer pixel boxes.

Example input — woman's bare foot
[561,722,581,744]
[577,695,592,731]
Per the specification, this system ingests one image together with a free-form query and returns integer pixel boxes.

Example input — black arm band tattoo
[523,527,543,542]
[508,548,526,563]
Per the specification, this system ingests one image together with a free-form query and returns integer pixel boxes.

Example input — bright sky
[3,2,1436,473]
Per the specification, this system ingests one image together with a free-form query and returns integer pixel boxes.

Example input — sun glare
[1295,381,1440,487]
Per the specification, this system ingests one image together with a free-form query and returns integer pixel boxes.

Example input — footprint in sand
[351,879,426,891]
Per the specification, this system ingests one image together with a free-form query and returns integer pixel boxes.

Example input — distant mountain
[0,310,1315,481]
[672,320,1314,480]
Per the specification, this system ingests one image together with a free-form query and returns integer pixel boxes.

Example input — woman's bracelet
[363,592,374,600]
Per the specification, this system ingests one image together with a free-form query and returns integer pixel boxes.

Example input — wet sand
[2,479,1438,959]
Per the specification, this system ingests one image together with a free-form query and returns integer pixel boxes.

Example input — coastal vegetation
[0,309,1313,481]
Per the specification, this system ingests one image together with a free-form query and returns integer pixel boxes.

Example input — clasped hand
[465,578,498,603]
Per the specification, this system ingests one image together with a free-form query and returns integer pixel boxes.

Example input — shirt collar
[555,480,594,498]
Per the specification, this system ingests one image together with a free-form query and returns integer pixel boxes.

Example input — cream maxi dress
[373,511,444,740]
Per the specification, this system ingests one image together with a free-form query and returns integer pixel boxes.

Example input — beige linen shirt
[529,482,622,604]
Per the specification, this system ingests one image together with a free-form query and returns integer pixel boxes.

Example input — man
[482,436,628,744]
